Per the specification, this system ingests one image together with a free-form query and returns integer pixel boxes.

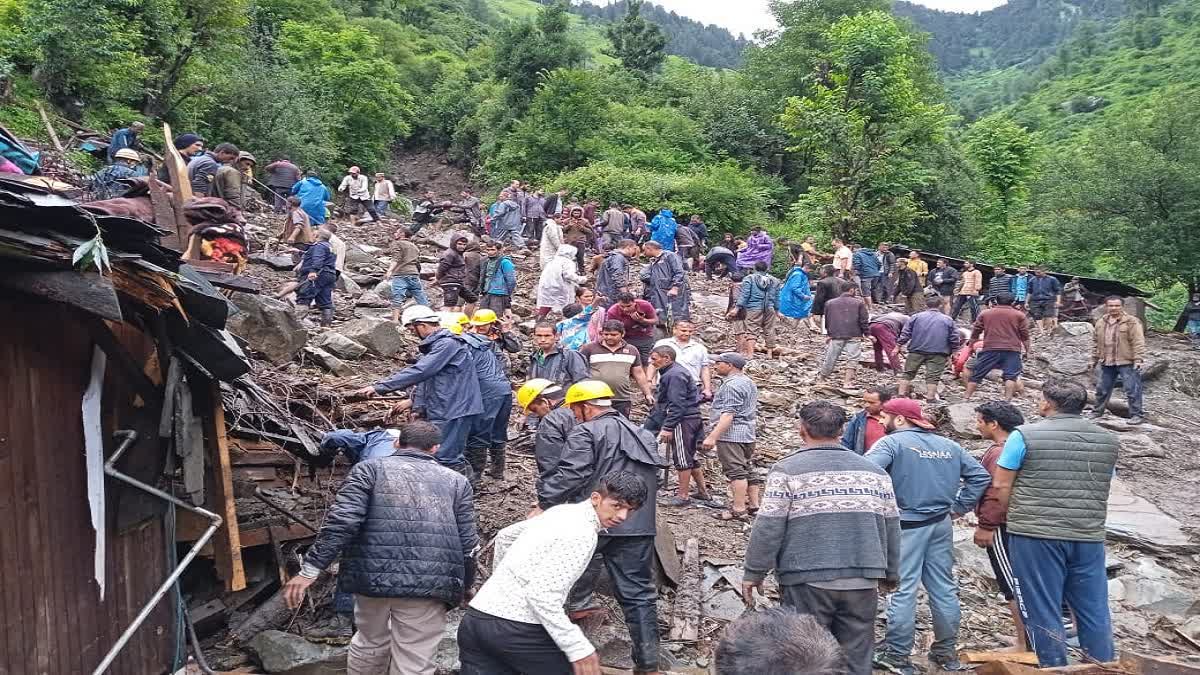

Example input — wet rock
[1106,477,1196,553]
[1037,337,1094,376]
[757,389,792,409]
[343,244,378,267]
[246,630,346,674]
[1118,433,1166,459]
[417,228,476,250]
[703,589,746,622]
[313,332,368,360]
[1112,610,1150,638]
[302,346,353,377]
[420,262,438,280]
[373,280,393,302]
[335,273,362,298]
[355,291,389,308]
[1053,322,1094,338]
[945,402,982,438]
[333,317,406,357]
[349,272,381,286]
[227,294,308,365]
[250,253,297,271]
[1113,575,1200,617]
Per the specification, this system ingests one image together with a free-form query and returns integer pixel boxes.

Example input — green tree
[779,11,951,244]
[491,0,586,108]
[604,0,667,77]
[1049,90,1200,292]
[136,0,249,116]
[965,116,1043,262]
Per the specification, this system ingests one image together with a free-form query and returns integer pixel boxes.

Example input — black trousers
[567,535,659,672]
[458,608,572,674]
[781,583,877,675]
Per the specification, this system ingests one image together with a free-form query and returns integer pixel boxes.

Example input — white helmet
[400,304,441,327]
[113,148,140,162]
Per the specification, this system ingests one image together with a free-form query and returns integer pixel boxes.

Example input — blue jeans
[374,199,390,217]
[882,516,960,660]
[466,391,512,476]
[1008,534,1113,666]
[1094,363,1143,417]
[390,275,430,307]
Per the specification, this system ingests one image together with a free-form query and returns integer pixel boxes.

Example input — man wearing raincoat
[736,226,774,270]
[647,209,679,252]
[780,262,817,331]
[290,171,332,225]
[640,240,691,326]
[537,244,589,316]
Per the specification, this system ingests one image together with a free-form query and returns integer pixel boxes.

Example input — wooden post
[160,122,194,255]
[35,102,66,154]
[206,380,246,591]
[669,538,700,642]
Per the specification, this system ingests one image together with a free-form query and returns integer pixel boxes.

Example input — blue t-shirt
[996,430,1027,470]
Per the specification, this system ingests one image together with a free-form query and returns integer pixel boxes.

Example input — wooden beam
[160,122,192,253]
[206,380,246,591]
[0,269,123,322]
[669,538,700,642]
[35,102,66,154]
[83,316,160,404]
[963,651,1040,666]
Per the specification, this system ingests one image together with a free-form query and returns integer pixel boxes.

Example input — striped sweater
[744,445,901,586]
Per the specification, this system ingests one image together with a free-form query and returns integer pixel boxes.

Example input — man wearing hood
[356,306,483,479]
[597,239,638,305]
[537,244,589,317]
[490,191,526,249]
[561,205,597,273]
[290,170,332,225]
[730,261,782,359]
[736,226,774,270]
[647,209,678,252]
[478,240,518,317]
[640,240,691,325]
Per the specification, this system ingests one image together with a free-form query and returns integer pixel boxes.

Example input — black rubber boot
[320,308,334,327]
[487,447,506,479]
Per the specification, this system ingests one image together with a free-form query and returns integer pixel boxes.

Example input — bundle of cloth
[185,197,249,271]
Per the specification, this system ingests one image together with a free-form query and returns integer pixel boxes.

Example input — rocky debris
[349,272,382,286]
[302,346,353,377]
[343,244,379,267]
[946,402,982,438]
[226,293,308,364]
[416,228,476,250]
[1111,573,1200,618]
[702,590,746,622]
[333,317,405,357]
[373,280,393,302]
[247,630,346,675]
[250,252,297,271]
[1053,321,1095,337]
[420,262,438,280]
[1119,432,1167,458]
[354,291,389,308]
[313,332,368,360]
[756,389,792,409]
[1037,335,1094,376]
[953,526,996,581]
[335,273,362,298]
[1106,477,1197,553]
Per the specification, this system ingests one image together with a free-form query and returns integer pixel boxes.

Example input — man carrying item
[743,401,900,675]
[867,398,990,674]
[337,166,379,223]
[701,353,761,522]
[971,400,1030,654]
[897,295,963,401]
[356,305,483,479]
[1027,266,1063,331]
[964,293,1030,401]
[648,345,712,506]
[841,385,892,454]
[818,286,869,388]
[283,421,477,675]
[539,381,667,675]
[1089,296,1146,425]
[387,226,431,319]
[461,471,647,675]
[606,292,659,366]
[985,380,1119,666]
[580,321,654,419]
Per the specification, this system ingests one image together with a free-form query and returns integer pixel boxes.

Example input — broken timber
[670,538,701,642]
[205,380,246,591]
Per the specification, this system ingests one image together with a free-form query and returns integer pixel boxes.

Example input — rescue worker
[517,379,577,512]
[461,310,518,482]
[537,380,668,675]
[356,305,483,479]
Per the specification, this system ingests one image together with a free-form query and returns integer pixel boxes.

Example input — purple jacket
[736,232,774,268]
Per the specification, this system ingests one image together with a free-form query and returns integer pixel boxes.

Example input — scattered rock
[349,272,382,286]
[1114,575,1200,617]
[1119,433,1166,459]
[333,317,406,357]
[945,402,982,438]
[355,291,390,308]
[1053,322,1094,337]
[1112,610,1150,638]
[303,346,354,376]
[226,293,308,365]
[417,228,476,250]
[1037,337,1094,376]
[1106,477,1197,553]
[249,253,297,271]
[335,273,363,298]
[343,244,378,267]
[692,294,729,314]
[757,390,792,409]
[1180,615,1200,640]
[953,527,996,581]
[420,262,438,280]
[246,630,346,675]
[703,589,747,622]
[373,280,394,302]
[313,332,368,360]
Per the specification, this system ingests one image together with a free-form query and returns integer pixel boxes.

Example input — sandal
[714,510,748,522]
[664,496,692,507]
[747,506,760,516]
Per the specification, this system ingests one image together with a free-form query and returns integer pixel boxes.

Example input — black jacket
[813,276,851,315]
[304,451,478,603]
[539,410,666,536]
[651,361,700,429]
[896,268,920,297]
[534,405,578,496]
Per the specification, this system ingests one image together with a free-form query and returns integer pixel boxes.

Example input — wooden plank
[230,450,297,467]
[160,122,192,255]
[0,270,123,322]
[237,523,317,548]
[233,466,281,481]
[669,538,700,642]
[963,651,1041,666]
[206,380,246,591]
[148,171,181,250]
[35,102,66,154]
[1122,653,1200,675]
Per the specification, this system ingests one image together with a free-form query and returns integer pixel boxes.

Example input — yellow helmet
[470,308,498,326]
[516,378,561,410]
[439,311,469,335]
[564,380,615,406]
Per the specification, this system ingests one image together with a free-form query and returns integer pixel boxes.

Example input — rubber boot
[487,447,506,479]
[319,308,334,327]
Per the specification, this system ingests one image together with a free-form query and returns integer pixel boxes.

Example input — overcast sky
[602,0,1009,37]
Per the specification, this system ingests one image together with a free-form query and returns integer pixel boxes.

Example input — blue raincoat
[291,177,332,225]
[648,209,678,251]
[779,265,814,318]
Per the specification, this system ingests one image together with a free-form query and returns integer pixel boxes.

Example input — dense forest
[0,0,1196,321]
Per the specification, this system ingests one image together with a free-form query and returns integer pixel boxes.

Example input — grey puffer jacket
[304,450,478,603]
[539,410,667,536]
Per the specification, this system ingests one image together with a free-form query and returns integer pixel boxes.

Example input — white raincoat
[539,218,563,268]
[537,244,587,311]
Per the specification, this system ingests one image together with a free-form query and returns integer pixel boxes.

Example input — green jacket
[1008,414,1119,542]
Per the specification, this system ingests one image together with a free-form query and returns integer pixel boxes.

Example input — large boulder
[313,332,368,360]
[302,346,353,376]
[416,228,476,250]
[249,252,297,271]
[374,280,393,301]
[945,402,981,438]
[343,244,378,267]
[355,291,390,308]
[227,294,308,364]
[1037,336,1094,377]
[335,273,363,298]
[246,630,346,675]
[333,317,405,357]
[1053,321,1095,338]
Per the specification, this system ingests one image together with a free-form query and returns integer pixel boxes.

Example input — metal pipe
[183,603,215,675]
[92,430,224,675]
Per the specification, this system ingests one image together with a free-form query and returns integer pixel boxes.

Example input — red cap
[881,398,936,430]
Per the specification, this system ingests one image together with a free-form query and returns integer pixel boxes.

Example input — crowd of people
[91,134,1151,674]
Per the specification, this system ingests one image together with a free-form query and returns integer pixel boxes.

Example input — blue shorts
[969,349,1023,382]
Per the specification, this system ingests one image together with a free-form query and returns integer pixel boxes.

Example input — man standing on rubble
[291,170,332,226]
[964,293,1030,402]
[337,166,379,223]
[984,379,1119,666]
[284,421,477,675]
[897,295,962,401]
[1027,266,1062,332]
[580,321,654,419]
[742,400,900,674]
[478,240,517,318]
[530,321,590,386]
[852,243,882,309]
[518,379,576,501]
[819,286,869,388]
[386,226,431,319]
[356,305,483,479]
[702,353,762,521]
[461,318,515,483]
[264,157,301,212]
[295,228,339,327]
[648,320,712,399]
[597,239,639,303]
[640,240,691,326]
[868,398,990,675]
[1089,296,1146,425]
[537,380,667,675]
[648,345,714,506]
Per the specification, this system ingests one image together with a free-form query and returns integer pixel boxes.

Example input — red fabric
[870,322,901,372]
[864,415,887,450]
[881,398,935,429]
[952,340,983,376]
[976,442,1007,529]
[606,300,658,339]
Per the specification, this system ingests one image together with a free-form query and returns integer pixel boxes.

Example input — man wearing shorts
[898,295,963,402]
[965,293,1030,401]
[702,353,761,521]
[819,286,869,389]
[1026,266,1062,332]
[972,401,1028,653]
[478,240,517,317]
[649,345,713,506]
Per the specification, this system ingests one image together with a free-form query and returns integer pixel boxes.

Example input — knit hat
[173,133,203,150]
[881,398,936,430]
